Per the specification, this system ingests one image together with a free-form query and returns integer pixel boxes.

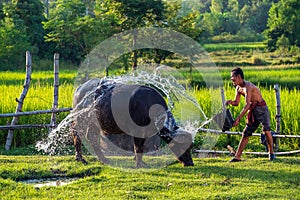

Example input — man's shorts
[243,105,271,137]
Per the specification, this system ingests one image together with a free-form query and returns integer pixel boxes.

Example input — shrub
[290,45,300,56]
[251,56,266,65]
[292,56,300,63]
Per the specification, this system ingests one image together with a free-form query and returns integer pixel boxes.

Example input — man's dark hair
[231,67,244,79]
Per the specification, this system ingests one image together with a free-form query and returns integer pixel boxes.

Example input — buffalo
[72,78,194,167]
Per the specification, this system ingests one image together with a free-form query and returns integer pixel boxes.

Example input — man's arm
[233,87,252,126]
[226,87,241,106]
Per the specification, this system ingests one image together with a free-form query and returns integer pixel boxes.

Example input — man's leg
[234,136,250,160]
[231,121,258,162]
[264,130,275,160]
[259,105,275,160]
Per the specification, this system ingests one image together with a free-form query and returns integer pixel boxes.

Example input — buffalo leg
[133,137,146,168]
[86,127,109,164]
[158,128,194,167]
[72,120,87,164]
[73,133,88,164]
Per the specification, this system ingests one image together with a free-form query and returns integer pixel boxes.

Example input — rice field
[0,71,76,147]
[177,64,300,89]
[1,67,300,150]
[202,42,266,52]
[0,83,73,113]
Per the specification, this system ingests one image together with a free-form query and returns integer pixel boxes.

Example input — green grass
[0,82,74,147]
[202,42,266,52]
[203,43,300,68]
[1,46,300,199]
[0,155,299,199]
[219,65,300,89]
[0,70,76,86]
[0,71,75,147]
[177,64,300,89]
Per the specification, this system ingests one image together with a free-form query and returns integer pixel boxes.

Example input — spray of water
[37,65,204,154]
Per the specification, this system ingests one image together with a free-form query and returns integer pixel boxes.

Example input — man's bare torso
[236,81,264,103]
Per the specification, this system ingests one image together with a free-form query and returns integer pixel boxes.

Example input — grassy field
[202,42,266,52]
[0,155,299,199]
[0,70,76,146]
[202,42,300,68]
[1,65,300,150]
[1,44,299,148]
[0,43,300,199]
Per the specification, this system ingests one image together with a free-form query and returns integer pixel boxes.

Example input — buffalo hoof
[99,157,110,165]
[76,157,88,165]
[136,161,147,168]
[182,161,194,167]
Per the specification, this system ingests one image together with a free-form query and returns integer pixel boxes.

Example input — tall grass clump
[0,83,74,147]
[0,71,76,148]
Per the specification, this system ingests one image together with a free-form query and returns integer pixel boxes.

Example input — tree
[250,1,272,33]
[164,0,203,40]
[44,0,85,63]
[0,2,4,21]
[239,4,251,27]
[183,0,211,13]
[0,18,30,69]
[266,0,300,51]
[44,0,120,64]
[107,0,166,70]
[4,0,46,55]
[210,0,224,13]
[202,11,240,37]
[228,0,239,17]
[237,0,252,10]
[238,0,272,33]
[114,0,165,29]
[276,34,290,54]
[0,0,45,68]
[44,0,167,66]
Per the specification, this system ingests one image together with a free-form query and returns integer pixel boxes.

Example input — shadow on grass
[161,158,300,186]
[0,155,102,181]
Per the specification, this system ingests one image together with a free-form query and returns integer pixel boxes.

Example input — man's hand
[225,100,232,106]
[233,116,241,127]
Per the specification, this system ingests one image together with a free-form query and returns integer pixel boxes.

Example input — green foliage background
[1,0,300,70]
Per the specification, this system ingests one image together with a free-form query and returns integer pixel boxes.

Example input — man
[226,67,275,162]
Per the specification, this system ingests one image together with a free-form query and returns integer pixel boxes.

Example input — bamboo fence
[5,51,32,150]
[1,52,71,150]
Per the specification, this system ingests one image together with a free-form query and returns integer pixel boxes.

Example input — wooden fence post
[274,84,281,151]
[220,88,226,107]
[5,51,32,150]
[49,53,59,133]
